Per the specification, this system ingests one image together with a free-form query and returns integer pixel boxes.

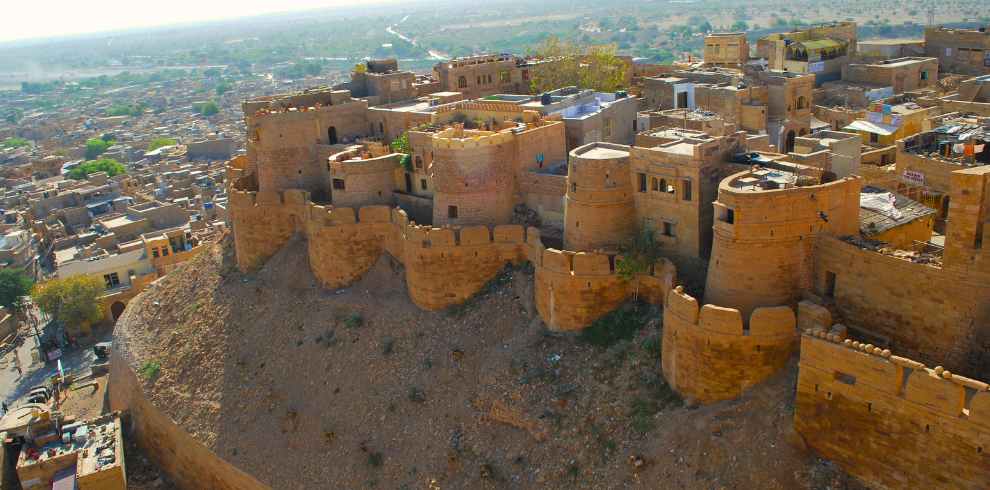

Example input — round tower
[430,128,514,227]
[704,169,862,318]
[563,142,635,251]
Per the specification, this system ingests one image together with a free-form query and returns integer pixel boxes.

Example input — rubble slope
[114,236,865,489]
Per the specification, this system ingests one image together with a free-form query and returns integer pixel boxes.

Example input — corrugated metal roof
[860,186,936,235]
[844,120,898,136]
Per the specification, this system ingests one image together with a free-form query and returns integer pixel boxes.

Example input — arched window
[458,76,468,89]
[659,178,667,193]
[379,122,384,134]
[415,156,423,169]
[651,177,659,191]
[797,95,807,110]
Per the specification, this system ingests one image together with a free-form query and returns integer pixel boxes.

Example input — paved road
[0,327,109,409]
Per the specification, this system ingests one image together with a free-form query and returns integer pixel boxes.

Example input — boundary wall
[229,184,676,325]
[813,235,990,373]
[529,228,676,332]
[796,328,990,489]
[661,286,797,403]
[110,311,269,490]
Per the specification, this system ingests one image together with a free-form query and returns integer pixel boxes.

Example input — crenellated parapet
[661,286,797,404]
[402,222,529,310]
[795,328,990,489]
[530,227,676,332]
[305,203,396,288]
[228,185,681,330]
[228,188,312,271]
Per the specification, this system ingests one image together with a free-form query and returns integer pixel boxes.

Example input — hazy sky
[2,0,389,43]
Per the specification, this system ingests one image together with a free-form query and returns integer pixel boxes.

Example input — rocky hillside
[114,236,866,489]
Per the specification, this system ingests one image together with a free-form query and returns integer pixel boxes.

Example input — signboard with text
[902,170,925,186]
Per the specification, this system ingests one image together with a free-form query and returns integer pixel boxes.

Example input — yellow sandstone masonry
[661,287,797,404]
[795,329,990,489]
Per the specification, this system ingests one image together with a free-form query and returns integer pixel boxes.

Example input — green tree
[194,101,219,116]
[106,102,146,117]
[1,137,31,149]
[616,228,663,300]
[67,158,125,180]
[731,20,749,32]
[0,269,34,311]
[31,275,104,335]
[528,37,628,94]
[390,133,413,171]
[147,138,178,151]
[84,138,114,160]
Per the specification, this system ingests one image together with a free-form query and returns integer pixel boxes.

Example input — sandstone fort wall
[530,227,676,331]
[812,235,990,374]
[795,330,990,489]
[661,287,797,403]
[110,350,268,490]
[228,189,309,271]
[704,174,862,318]
[229,177,676,329]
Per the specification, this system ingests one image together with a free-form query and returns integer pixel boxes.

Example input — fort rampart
[229,183,675,328]
[661,287,797,403]
[110,313,268,490]
[812,235,990,374]
[795,329,990,489]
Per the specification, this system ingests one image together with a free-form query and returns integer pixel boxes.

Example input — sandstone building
[924,26,990,76]
[758,22,858,85]
[703,33,749,67]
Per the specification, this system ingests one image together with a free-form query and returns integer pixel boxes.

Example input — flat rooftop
[582,146,629,159]
[102,214,142,229]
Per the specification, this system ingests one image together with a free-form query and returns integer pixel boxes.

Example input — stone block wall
[109,350,268,490]
[563,143,636,251]
[812,235,990,373]
[704,173,862,318]
[229,189,310,271]
[531,228,676,332]
[306,205,395,289]
[661,287,797,404]
[431,131,515,227]
[795,329,990,489]
[403,224,528,310]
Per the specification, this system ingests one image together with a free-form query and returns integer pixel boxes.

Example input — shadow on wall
[661,286,798,404]
[795,326,990,489]
[228,186,680,332]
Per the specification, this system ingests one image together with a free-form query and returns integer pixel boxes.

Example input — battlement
[228,189,311,209]
[795,328,990,488]
[307,203,392,226]
[532,236,675,331]
[662,286,797,403]
[229,187,675,331]
[431,128,515,149]
[666,287,796,336]
[435,101,526,115]
[402,223,526,249]
[801,328,990,423]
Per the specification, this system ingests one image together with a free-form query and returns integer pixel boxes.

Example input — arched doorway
[110,301,126,322]
[785,130,796,153]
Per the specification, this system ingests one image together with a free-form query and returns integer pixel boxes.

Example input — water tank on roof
[615,90,628,99]
[540,93,552,105]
